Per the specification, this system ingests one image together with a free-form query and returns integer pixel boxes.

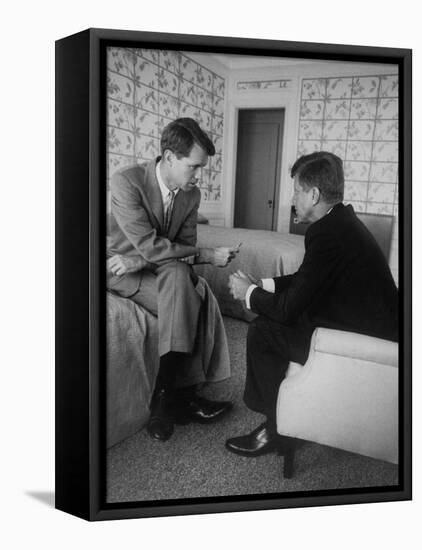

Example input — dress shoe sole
[174,412,228,425]
[225,440,279,457]
[173,404,233,425]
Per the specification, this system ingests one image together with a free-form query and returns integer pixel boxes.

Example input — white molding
[225,93,297,230]
[223,75,300,231]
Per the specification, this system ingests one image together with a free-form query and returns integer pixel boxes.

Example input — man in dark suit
[226,151,398,457]
[107,118,238,442]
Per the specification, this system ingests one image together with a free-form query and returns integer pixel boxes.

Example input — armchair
[276,327,398,478]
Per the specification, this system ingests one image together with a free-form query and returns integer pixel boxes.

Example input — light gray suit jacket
[107,158,201,297]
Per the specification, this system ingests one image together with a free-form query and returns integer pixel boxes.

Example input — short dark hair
[160,117,215,158]
[291,151,344,204]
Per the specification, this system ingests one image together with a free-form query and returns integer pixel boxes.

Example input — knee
[172,261,194,282]
[247,316,267,347]
[158,261,196,289]
[158,260,190,276]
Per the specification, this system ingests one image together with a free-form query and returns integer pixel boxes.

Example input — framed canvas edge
[55,27,412,522]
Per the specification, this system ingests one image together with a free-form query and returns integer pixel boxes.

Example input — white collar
[156,160,179,201]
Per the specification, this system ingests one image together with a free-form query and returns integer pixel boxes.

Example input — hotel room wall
[106,48,227,216]
[225,62,398,284]
[297,73,399,283]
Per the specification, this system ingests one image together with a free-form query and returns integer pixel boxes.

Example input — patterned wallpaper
[297,75,399,217]
[106,47,225,202]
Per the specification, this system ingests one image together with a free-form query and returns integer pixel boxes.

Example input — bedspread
[107,292,159,448]
[195,225,305,321]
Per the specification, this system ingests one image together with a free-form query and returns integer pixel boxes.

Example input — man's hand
[212,246,239,267]
[228,270,254,301]
[246,272,260,286]
[198,243,241,267]
[107,254,144,276]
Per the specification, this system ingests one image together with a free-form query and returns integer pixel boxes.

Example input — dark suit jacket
[107,158,201,297]
[250,203,398,342]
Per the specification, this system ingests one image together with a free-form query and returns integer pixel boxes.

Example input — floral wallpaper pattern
[237,79,291,91]
[297,75,399,217]
[107,47,226,201]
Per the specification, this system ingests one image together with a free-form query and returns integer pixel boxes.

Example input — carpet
[106,317,398,503]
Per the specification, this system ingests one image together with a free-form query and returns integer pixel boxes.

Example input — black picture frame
[55,27,412,521]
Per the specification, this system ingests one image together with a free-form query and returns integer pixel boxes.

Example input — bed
[107,292,160,448]
[194,224,305,321]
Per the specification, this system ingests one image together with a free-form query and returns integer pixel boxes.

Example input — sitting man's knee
[158,260,197,287]
[248,315,266,332]
[247,316,271,346]
[247,316,262,339]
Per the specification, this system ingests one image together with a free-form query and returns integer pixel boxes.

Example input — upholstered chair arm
[277,327,399,464]
[312,328,398,367]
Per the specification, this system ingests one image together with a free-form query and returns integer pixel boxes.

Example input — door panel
[234,109,284,230]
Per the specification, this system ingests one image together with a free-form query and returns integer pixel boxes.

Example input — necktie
[164,190,175,235]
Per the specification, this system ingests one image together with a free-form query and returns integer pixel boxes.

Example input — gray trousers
[130,261,202,357]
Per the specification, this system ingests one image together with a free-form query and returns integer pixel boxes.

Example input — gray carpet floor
[106,317,398,503]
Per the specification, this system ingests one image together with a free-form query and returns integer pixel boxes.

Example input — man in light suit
[107,118,237,442]
[226,151,398,457]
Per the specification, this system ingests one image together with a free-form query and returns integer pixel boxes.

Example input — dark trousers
[243,315,313,429]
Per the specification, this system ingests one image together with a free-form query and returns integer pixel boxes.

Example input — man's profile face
[292,176,314,223]
[168,143,208,192]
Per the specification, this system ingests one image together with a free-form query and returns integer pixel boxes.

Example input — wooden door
[234,109,285,230]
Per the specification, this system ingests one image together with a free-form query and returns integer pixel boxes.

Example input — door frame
[234,108,285,231]
[223,88,300,232]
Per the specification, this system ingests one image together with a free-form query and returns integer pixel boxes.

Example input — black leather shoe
[147,388,174,441]
[225,423,280,457]
[174,395,232,424]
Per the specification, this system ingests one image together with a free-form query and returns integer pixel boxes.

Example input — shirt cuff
[179,255,195,264]
[261,278,275,293]
[179,251,200,264]
[245,284,258,310]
